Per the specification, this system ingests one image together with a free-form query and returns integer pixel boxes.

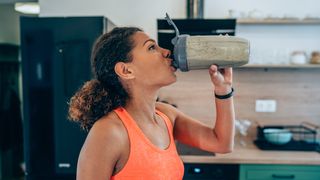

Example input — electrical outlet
[255,99,277,112]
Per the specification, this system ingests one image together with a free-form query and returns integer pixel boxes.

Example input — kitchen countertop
[180,139,320,165]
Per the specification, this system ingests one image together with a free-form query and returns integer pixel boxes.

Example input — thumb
[209,65,218,77]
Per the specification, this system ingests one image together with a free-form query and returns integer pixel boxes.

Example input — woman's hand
[208,65,233,95]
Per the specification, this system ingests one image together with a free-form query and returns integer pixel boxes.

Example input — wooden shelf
[237,18,320,25]
[238,64,320,69]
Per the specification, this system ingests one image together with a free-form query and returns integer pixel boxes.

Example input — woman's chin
[168,76,177,84]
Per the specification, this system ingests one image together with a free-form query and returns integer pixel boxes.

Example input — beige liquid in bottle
[186,36,250,69]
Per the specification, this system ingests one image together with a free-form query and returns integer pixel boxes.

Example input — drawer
[183,163,239,180]
[240,164,320,180]
[246,169,320,180]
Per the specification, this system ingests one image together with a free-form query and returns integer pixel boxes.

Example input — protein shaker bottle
[165,13,250,71]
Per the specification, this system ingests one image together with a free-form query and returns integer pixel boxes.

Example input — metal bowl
[263,128,293,145]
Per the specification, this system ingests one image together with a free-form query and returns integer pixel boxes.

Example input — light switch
[255,99,277,112]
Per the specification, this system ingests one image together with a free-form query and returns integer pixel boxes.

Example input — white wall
[39,0,186,40]
[205,0,320,19]
[40,0,320,64]
[204,0,320,64]
[237,24,320,64]
[0,4,20,45]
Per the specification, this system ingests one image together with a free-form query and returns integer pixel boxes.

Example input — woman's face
[128,31,177,87]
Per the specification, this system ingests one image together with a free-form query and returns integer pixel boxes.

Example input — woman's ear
[114,62,135,80]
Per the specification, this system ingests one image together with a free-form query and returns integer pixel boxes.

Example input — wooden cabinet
[239,164,320,180]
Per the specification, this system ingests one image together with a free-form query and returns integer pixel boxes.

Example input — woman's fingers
[209,65,223,85]
[209,64,218,76]
[209,65,233,86]
[222,67,233,83]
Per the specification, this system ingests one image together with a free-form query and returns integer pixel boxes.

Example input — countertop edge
[180,155,320,165]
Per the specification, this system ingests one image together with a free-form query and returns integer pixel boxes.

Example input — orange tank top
[111,107,184,180]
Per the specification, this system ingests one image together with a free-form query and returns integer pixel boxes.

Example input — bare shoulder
[77,111,127,179]
[85,111,128,152]
[155,102,179,125]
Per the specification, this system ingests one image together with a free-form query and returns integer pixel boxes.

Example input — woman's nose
[162,48,171,58]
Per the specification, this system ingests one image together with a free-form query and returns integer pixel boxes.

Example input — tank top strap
[114,107,175,143]
[113,107,135,129]
[155,109,174,136]
[114,107,173,129]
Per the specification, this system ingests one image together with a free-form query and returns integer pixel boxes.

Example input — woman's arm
[208,65,235,152]
[159,65,235,153]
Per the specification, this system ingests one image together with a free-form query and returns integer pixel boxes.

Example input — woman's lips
[170,60,178,71]
[170,66,177,72]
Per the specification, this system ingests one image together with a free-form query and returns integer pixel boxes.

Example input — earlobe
[114,62,135,80]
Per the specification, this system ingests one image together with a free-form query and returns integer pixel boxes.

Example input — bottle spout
[168,52,179,69]
[165,13,180,45]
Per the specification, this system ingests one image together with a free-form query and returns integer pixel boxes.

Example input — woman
[68,27,235,180]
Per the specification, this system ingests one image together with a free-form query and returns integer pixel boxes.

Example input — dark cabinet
[183,163,239,180]
[20,16,115,180]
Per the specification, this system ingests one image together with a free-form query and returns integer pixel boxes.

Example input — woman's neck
[124,86,159,124]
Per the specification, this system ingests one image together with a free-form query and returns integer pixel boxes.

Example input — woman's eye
[148,45,156,51]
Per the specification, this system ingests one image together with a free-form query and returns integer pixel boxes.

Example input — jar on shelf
[310,51,320,64]
[290,51,308,64]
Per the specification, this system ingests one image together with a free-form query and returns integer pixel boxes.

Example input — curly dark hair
[68,27,142,131]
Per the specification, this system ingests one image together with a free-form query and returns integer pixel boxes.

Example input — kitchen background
[38,0,320,123]
[1,0,320,179]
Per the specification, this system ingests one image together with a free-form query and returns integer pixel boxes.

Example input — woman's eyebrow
[143,39,156,46]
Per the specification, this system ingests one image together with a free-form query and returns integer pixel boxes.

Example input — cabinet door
[183,163,239,180]
[240,164,320,180]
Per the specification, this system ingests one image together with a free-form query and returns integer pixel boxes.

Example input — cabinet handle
[272,174,295,179]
